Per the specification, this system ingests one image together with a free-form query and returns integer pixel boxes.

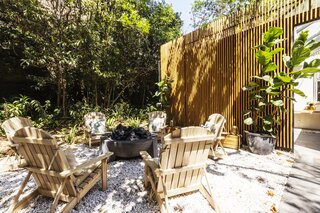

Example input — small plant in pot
[153,75,173,110]
[243,27,320,155]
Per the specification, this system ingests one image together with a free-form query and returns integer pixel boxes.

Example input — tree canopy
[191,0,255,27]
[0,0,182,114]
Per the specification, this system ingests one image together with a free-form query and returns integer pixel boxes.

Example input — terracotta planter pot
[245,131,276,155]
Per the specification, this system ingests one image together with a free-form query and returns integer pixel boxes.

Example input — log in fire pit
[99,124,157,159]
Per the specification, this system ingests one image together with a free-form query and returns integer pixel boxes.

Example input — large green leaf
[283,55,293,69]
[253,75,271,81]
[258,101,266,107]
[263,115,273,125]
[263,27,283,45]
[309,59,320,68]
[290,88,306,97]
[293,31,309,48]
[266,87,280,95]
[277,73,291,83]
[291,46,311,66]
[270,38,285,46]
[256,50,273,65]
[291,67,320,74]
[248,81,259,87]
[244,117,253,125]
[263,125,273,133]
[271,99,284,106]
[271,48,283,55]
[309,41,320,51]
[243,80,260,91]
[263,62,278,72]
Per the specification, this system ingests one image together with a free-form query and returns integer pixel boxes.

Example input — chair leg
[8,171,33,212]
[101,159,107,191]
[144,166,151,188]
[61,197,78,213]
[10,190,39,213]
[218,140,227,156]
[159,176,170,212]
[50,179,67,213]
[199,171,220,213]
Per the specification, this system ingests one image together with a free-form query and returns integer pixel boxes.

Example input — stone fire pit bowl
[99,124,157,160]
[107,138,153,158]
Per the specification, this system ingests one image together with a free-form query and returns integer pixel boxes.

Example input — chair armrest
[217,136,225,140]
[9,144,19,148]
[60,152,113,177]
[140,151,160,175]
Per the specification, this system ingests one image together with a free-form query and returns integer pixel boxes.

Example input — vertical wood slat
[160,0,320,151]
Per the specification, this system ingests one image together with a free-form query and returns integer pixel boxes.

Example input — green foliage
[57,124,78,144]
[0,95,57,128]
[243,27,320,136]
[0,0,182,111]
[191,0,256,27]
[153,76,173,110]
[106,117,119,130]
[68,102,101,125]
[124,117,142,128]
[108,101,134,119]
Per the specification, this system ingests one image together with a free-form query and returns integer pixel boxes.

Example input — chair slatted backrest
[206,114,226,138]
[148,111,167,133]
[159,127,214,193]
[13,127,77,197]
[1,117,33,143]
[84,112,106,131]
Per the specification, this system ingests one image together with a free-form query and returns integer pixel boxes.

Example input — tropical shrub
[0,95,57,128]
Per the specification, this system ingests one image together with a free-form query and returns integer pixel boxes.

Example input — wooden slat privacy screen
[160,0,320,151]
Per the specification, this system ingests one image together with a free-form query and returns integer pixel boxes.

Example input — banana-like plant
[243,27,320,136]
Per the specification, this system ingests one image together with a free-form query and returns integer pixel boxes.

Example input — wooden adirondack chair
[9,126,113,213]
[84,112,106,147]
[148,111,167,133]
[2,116,33,142]
[204,114,227,157]
[1,117,33,160]
[140,127,220,213]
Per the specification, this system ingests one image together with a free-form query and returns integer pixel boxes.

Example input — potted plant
[153,75,174,110]
[147,76,174,134]
[305,101,317,111]
[243,27,320,155]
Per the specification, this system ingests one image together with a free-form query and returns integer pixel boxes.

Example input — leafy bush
[108,101,133,119]
[57,124,79,144]
[0,95,57,129]
[68,102,101,124]
[106,117,119,130]
[124,117,142,128]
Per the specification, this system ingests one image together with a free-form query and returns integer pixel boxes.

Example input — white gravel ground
[0,144,294,213]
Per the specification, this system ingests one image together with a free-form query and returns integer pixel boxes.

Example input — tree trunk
[95,81,98,107]
[141,87,146,107]
[57,78,61,108]
[62,76,67,117]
